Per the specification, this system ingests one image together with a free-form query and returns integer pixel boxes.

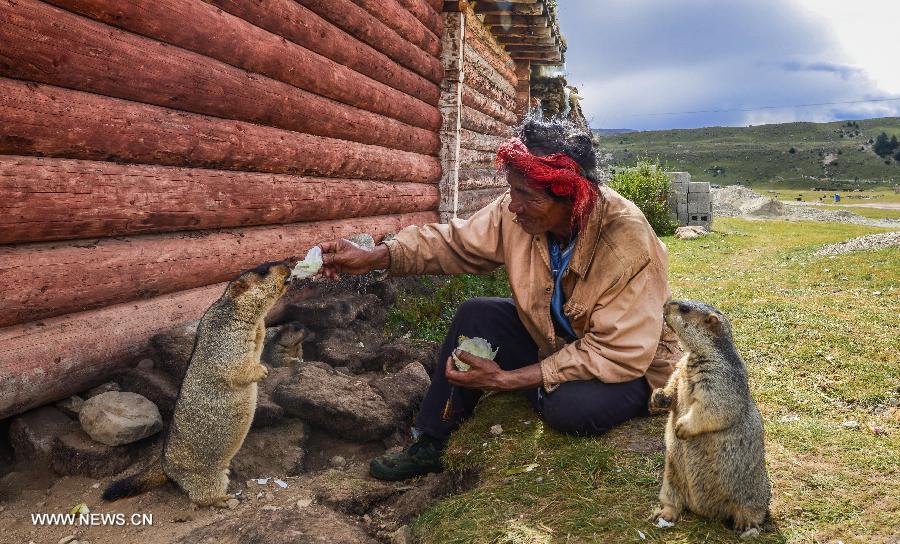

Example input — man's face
[506,168,573,237]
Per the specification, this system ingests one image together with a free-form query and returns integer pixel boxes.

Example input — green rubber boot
[370,435,444,481]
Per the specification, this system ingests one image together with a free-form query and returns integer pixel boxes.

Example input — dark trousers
[415,297,651,443]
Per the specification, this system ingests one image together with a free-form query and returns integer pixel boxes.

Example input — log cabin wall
[0,0,446,419]
[454,4,519,218]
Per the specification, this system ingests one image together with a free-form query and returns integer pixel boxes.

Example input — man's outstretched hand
[318,239,390,279]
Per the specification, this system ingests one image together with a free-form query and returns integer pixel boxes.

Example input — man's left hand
[445,350,508,391]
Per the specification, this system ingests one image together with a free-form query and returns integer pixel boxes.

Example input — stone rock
[84,382,119,398]
[329,455,347,469]
[8,406,77,465]
[365,280,397,306]
[282,293,380,330]
[675,225,707,240]
[173,503,377,544]
[136,358,155,371]
[50,429,143,477]
[310,467,399,515]
[370,363,430,416]
[79,392,163,446]
[489,424,503,436]
[390,525,412,544]
[303,320,383,372]
[273,364,395,441]
[230,420,307,479]
[265,282,319,327]
[253,366,294,428]
[390,472,461,525]
[150,320,199,380]
[54,395,86,418]
[378,338,440,374]
[116,367,179,419]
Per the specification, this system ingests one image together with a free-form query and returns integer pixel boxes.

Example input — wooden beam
[203,0,439,105]
[461,105,512,137]
[457,187,506,213]
[0,283,225,420]
[296,0,443,83]
[394,0,443,37]
[0,0,439,156]
[464,21,517,88]
[0,78,441,184]
[438,11,465,222]
[0,212,438,328]
[514,61,531,116]
[46,0,440,132]
[496,34,558,45]
[505,45,560,53]
[482,14,547,26]
[474,1,543,15]
[513,54,562,63]
[0,156,440,244]
[462,85,518,125]
[489,25,551,37]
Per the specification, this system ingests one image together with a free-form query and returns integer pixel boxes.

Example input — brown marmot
[650,299,771,535]
[103,261,291,506]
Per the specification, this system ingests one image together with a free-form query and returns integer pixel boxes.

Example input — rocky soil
[0,277,464,544]
[711,185,900,229]
[814,231,900,256]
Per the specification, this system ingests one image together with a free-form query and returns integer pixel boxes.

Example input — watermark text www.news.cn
[31,512,153,526]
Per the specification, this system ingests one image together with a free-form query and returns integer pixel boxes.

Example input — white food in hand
[289,246,323,282]
[452,336,498,371]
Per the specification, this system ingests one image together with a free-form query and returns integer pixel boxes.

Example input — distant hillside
[596,117,900,188]
[592,128,637,136]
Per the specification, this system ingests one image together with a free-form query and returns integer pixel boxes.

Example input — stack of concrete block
[667,172,712,229]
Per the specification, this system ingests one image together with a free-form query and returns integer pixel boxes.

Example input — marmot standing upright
[104,261,291,506]
[650,299,771,535]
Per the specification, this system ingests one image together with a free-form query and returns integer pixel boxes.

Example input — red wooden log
[0,211,438,328]
[462,65,517,112]
[0,78,440,184]
[350,0,440,57]
[203,0,439,106]
[465,45,518,99]
[459,146,497,167]
[0,156,440,245]
[0,283,225,421]
[458,187,506,213]
[298,0,443,84]
[395,0,443,37]
[45,0,440,132]
[461,105,513,137]
[460,129,507,152]
[0,0,438,156]
[462,86,518,125]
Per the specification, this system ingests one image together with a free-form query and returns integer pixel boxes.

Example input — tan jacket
[383,186,681,392]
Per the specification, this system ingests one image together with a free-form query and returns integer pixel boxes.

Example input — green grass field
[389,218,900,543]
[599,118,900,188]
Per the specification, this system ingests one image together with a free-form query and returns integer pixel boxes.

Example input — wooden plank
[0,156,440,244]
[0,283,225,420]
[505,45,560,52]
[396,0,443,36]
[490,25,551,37]
[458,187,507,212]
[496,35,558,45]
[203,0,439,105]
[351,0,441,57]
[465,19,518,88]
[46,0,440,132]
[464,4,515,71]
[0,0,439,156]
[462,85,518,125]
[459,168,506,190]
[474,2,544,15]
[459,146,497,167]
[483,14,548,26]
[460,129,507,152]
[461,104,514,137]
[515,61,531,116]
[0,78,441,184]
[298,0,443,84]
[513,53,562,63]
[0,211,438,328]
[438,11,465,222]
[464,44,517,98]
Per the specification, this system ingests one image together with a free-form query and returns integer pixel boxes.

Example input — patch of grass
[407,218,900,543]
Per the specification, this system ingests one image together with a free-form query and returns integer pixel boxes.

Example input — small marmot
[649,299,771,535]
[103,261,291,506]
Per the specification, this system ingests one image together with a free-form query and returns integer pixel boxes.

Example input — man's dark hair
[517,113,601,183]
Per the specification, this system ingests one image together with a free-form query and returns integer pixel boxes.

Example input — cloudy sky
[556,0,900,130]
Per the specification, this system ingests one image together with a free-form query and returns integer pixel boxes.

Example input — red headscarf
[495,137,598,231]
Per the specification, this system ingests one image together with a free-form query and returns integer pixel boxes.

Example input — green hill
[597,117,900,188]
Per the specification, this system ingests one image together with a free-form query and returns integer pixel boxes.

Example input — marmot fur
[650,299,771,534]
[103,261,291,506]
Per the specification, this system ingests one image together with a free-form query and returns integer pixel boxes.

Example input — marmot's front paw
[649,505,678,526]
[650,388,673,411]
[674,417,693,440]
[253,364,269,382]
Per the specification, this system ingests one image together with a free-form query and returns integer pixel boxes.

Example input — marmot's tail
[102,460,168,501]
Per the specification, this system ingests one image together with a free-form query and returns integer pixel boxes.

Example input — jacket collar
[567,187,607,277]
